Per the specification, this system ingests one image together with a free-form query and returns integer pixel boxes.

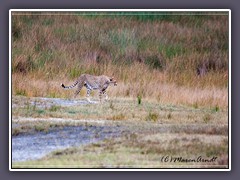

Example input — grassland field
[11,11,229,169]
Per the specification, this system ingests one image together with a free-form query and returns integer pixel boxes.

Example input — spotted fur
[61,74,117,102]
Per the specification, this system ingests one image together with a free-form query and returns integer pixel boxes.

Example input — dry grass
[11,12,229,169]
[11,12,229,108]
[12,72,228,109]
[12,94,228,168]
[12,96,228,125]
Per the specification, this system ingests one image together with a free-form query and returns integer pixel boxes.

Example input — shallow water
[12,125,123,162]
[29,97,97,108]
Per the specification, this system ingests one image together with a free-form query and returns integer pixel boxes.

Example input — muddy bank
[12,125,124,162]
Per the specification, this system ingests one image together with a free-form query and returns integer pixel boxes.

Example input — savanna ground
[11,11,229,169]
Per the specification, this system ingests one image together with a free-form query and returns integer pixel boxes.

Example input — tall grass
[11,12,229,108]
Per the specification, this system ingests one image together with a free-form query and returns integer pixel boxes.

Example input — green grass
[15,89,27,96]
[69,67,82,79]
[42,18,54,26]
[49,105,61,112]
[12,12,228,76]
[12,96,228,125]
[159,44,187,59]
[137,95,142,105]
[212,105,220,112]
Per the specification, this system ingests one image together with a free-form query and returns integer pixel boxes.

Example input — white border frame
[9,9,231,171]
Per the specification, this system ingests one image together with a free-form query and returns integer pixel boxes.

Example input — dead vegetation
[11,12,229,108]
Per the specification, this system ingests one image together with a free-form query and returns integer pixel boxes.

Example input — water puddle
[31,97,97,108]
[12,125,123,162]
[12,97,99,109]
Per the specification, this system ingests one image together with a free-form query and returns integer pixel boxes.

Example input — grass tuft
[167,112,172,119]
[137,95,142,105]
[49,105,61,112]
[108,113,126,120]
[213,105,220,112]
[203,114,211,123]
[34,124,48,132]
[145,112,159,122]
[15,89,27,96]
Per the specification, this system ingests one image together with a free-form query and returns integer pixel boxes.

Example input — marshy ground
[11,96,228,168]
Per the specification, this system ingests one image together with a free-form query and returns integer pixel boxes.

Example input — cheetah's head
[110,77,117,86]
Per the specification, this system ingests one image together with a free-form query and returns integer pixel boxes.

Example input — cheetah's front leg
[86,89,92,103]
